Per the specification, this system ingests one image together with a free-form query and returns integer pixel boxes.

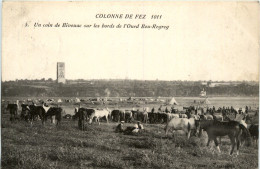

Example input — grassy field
[2,112,258,169]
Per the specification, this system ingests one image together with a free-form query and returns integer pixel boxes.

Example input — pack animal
[195,120,251,155]
[165,118,196,139]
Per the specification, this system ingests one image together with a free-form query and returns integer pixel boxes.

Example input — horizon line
[2,78,259,83]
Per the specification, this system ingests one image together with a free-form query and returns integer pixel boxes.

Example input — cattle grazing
[195,120,251,155]
[165,118,196,139]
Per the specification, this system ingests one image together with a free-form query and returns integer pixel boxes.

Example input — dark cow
[6,104,18,121]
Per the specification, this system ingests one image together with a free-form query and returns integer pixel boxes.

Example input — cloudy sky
[2,2,259,81]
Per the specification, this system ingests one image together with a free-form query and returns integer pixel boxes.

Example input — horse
[195,120,222,144]
[167,113,179,123]
[74,108,94,120]
[200,114,213,120]
[190,114,200,120]
[44,107,62,126]
[28,104,45,124]
[205,114,213,120]
[111,110,121,122]
[195,120,251,155]
[248,124,258,146]
[89,108,110,125]
[132,110,148,123]
[165,118,196,139]
[158,112,168,123]
[125,110,133,123]
[179,114,188,118]
[213,114,224,121]
[6,103,18,121]
[28,103,62,126]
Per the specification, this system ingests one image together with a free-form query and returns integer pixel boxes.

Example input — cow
[6,103,18,121]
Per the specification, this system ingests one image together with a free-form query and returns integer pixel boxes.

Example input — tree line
[1,80,259,97]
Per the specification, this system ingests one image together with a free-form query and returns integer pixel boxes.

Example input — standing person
[151,107,155,113]
[171,107,174,113]
[158,105,162,112]
[245,106,248,114]
[185,110,191,119]
[165,107,169,113]
[143,108,148,123]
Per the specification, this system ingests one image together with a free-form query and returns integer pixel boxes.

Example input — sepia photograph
[1,1,259,168]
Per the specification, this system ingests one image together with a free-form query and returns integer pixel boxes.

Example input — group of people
[115,121,144,134]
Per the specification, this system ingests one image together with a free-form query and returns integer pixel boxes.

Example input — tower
[57,62,66,83]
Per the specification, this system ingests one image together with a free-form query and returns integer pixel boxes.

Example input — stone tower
[57,62,66,84]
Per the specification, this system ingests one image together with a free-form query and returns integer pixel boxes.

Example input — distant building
[57,62,66,84]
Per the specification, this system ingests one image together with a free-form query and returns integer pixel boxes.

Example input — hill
[1,79,259,97]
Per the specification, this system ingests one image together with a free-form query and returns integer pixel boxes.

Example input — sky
[2,1,259,81]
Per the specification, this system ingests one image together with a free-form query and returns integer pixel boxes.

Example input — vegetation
[2,113,258,169]
[2,79,259,97]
